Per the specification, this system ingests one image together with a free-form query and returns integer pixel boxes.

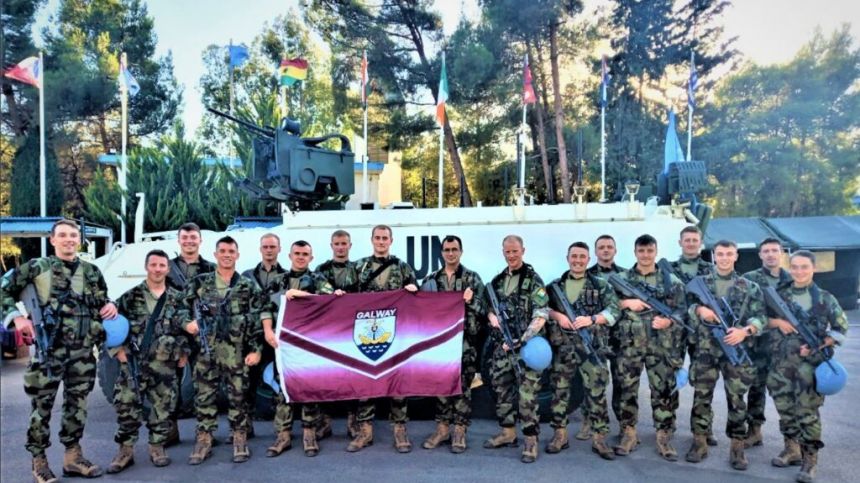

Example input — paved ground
[2,310,858,483]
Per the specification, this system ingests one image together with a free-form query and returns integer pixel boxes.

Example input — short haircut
[568,241,590,253]
[178,222,202,236]
[145,249,170,265]
[291,240,311,250]
[51,219,80,236]
[758,237,781,250]
[260,233,281,244]
[595,234,616,246]
[442,235,463,250]
[502,234,523,247]
[372,225,392,237]
[331,229,351,240]
[635,234,657,247]
[680,226,702,238]
[714,239,738,249]
[790,250,816,266]
[216,235,238,249]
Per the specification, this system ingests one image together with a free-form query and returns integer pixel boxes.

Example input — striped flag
[360,50,369,109]
[687,56,698,108]
[119,56,140,96]
[522,54,536,105]
[436,52,448,126]
[279,58,308,87]
[599,55,610,108]
[3,56,41,88]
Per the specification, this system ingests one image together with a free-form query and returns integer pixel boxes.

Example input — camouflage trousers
[434,343,478,426]
[615,344,679,431]
[192,342,250,434]
[491,345,542,436]
[273,366,322,432]
[767,339,825,449]
[690,344,755,439]
[23,345,96,457]
[746,331,772,426]
[113,358,179,445]
[548,337,610,434]
[357,398,408,424]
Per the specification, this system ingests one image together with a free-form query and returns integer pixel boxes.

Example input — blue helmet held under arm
[521,336,552,371]
[815,359,847,396]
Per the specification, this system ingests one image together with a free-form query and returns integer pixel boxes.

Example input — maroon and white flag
[275,290,465,403]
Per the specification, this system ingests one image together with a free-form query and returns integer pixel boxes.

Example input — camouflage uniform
[267,270,334,432]
[767,284,848,453]
[742,267,791,431]
[316,259,360,293]
[487,263,549,437]
[0,256,110,457]
[354,255,417,424]
[420,264,486,427]
[167,255,215,291]
[687,272,765,440]
[586,263,626,423]
[113,283,190,446]
[182,272,267,435]
[612,264,687,433]
[545,272,620,435]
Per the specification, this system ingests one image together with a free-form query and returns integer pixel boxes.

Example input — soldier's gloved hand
[115,347,128,363]
[185,320,199,335]
[696,306,718,323]
[463,287,474,303]
[245,352,261,366]
[488,313,500,329]
[264,329,278,348]
[13,316,35,345]
[404,284,418,293]
[99,302,118,320]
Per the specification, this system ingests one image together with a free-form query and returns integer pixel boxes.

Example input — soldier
[420,235,486,454]
[611,234,687,461]
[742,237,791,448]
[684,240,765,470]
[106,249,190,473]
[767,251,848,483]
[587,234,626,276]
[1,219,117,482]
[483,235,549,464]
[349,225,419,453]
[263,240,335,458]
[182,236,268,465]
[545,242,620,460]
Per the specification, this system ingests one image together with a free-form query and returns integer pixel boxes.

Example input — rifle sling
[140,292,167,354]
[360,258,398,291]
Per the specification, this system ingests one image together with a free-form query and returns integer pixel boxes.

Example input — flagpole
[600,103,606,202]
[519,53,528,191]
[362,50,369,204]
[438,125,444,209]
[38,51,46,256]
[686,50,694,162]
[119,52,128,245]
[229,39,235,115]
[437,52,446,209]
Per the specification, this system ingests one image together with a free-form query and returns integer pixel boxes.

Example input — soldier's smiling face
[759,242,782,269]
[290,244,313,271]
[789,255,815,287]
[146,254,170,285]
[713,245,738,275]
[634,243,657,269]
[49,223,81,261]
[679,232,702,259]
[567,246,590,277]
[214,241,239,270]
[179,229,202,257]
[502,238,524,271]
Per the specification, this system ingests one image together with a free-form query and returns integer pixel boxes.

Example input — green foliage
[9,130,64,217]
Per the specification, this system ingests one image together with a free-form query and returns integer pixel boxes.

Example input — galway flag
[119,57,140,96]
[523,54,536,105]
[275,290,465,403]
[599,55,610,108]
[279,58,308,87]
[360,50,369,108]
[4,56,41,88]
[687,55,698,109]
[436,52,449,126]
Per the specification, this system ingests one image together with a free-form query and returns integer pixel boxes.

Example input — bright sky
[32,0,860,138]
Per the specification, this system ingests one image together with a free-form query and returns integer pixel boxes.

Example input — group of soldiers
[0,219,848,483]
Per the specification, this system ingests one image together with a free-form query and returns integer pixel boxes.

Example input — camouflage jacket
[772,283,849,364]
[315,259,360,292]
[686,271,766,351]
[586,263,626,278]
[355,255,417,292]
[182,271,266,356]
[116,281,190,360]
[487,263,549,336]
[669,256,713,284]
[742,267,791,290]
[421,264,486,338]
[546,271,621,350]
[242,262,287,291]
[1,256,110,348]
[167,255,216,291]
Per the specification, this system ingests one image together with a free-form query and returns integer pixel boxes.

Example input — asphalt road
[2,310,858,483]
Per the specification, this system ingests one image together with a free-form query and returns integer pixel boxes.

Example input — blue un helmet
[103,314,130,349]
[263,362,281,394]
[521,336,552,371]
[674,367,689,393]
[815,359,848,396]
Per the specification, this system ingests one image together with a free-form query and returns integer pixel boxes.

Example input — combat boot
[686,434,709,463]
[451,424,467,454]
[772,437,802,467]
[303,427,320,457]
[316,414,333,440]
[188,431,213,465]
[232,429,250,463]
[32,455,58,483]
[164,418,181,448]
[655,429,678,461]
[745,424,763,448]
[575,419,592,440]
[393,423,412,453]
[545,427,569,454]
[62,443,104,478]
[521,435,538,463]
[484,426,518,448]
[346,412,359,439]
[613,426,639,456]
[796,447,818,483]
[148,444,171,467]
[591,433,616,460]
[346,422,374,452]
[730,438,749,470]
[106,443,135,474]
[266,430,292,457]
[422,422,450,449]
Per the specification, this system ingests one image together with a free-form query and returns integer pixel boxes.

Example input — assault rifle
[192,300,212,356]
[168,260,187,289]
[547,282,604,365]
[15,285,59,377]
[763,286,834,361]
[607,274,694,338]
[486,285,524,379]
[125,340,143,398]
[685,277,753,366]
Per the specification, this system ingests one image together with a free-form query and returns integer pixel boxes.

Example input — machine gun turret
[208,107,355,209]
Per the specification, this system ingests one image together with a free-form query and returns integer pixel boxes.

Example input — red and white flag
[4,56,41,88]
